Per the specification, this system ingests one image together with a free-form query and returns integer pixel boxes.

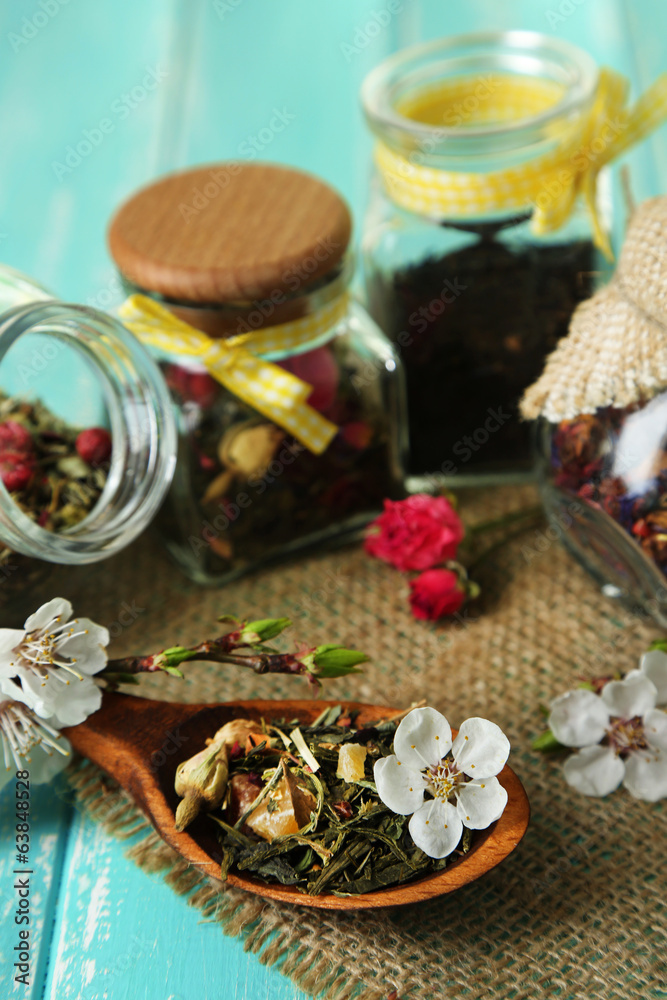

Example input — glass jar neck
[362,31,598,172]
[0,292,176,564]
[117,252,354,341]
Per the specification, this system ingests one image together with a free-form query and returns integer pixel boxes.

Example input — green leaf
[532,729,565,752]
[162,646,192,667]
[649,639,667,652]
[217,614,240,625]
[163,665,184,678]
[242,617,292,642]
[576,681,595,692]
[311,645,370,675]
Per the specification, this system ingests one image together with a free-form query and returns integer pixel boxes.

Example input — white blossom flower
[548,652,667,802]
[0,696,71,790]
[0,597,109,727]
[373,707,510,859]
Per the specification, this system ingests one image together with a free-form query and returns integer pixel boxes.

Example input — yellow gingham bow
[119,294,347,455]
[375,68,667,260]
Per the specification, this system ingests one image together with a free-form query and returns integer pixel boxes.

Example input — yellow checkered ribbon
[376,68,667,259]
[119,294,347,455]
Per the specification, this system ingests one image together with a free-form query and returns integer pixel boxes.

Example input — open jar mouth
[362,30,599,161]
[116,252,355,341]
[0,301,176,564]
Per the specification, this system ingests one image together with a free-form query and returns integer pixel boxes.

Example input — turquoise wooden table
[0,1,663,997]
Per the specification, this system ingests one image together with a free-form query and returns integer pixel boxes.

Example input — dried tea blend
[550,404,667,573]
[0,394,110,597]
[208,706,472,896]
[367,233,597,477]
[159,354,398,579]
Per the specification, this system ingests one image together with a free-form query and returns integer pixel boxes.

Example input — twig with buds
[99,616,369,691]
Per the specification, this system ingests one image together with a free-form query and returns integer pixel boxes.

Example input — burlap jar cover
[60,484,667,1000]
[521,195,667,422]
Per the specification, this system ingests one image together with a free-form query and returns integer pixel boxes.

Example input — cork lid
[108,163,352,305]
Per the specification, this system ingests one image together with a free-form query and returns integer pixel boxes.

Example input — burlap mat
[60,486,667,1000]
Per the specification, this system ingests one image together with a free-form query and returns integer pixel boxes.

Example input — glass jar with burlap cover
[522,195,667,627]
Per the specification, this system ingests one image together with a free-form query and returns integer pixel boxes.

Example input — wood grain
[63,693,530,910]
[107,163,352,304]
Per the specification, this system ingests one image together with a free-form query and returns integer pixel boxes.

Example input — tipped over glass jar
[0,263,176,617]
[107,162,407,584]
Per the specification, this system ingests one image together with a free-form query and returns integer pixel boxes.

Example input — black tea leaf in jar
[361,33,667,481]
[367,222,596,476]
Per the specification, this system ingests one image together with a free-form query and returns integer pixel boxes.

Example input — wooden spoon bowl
[64,693,530,910]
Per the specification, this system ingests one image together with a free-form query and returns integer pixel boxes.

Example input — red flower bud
[0,450,36,492]
[279,346,339,413]
[409,568,465,621]
[76,428,112,466]
[365,494,464,572]
[165,364,218,408]
[341,421,373,450]
[0,420,33,453]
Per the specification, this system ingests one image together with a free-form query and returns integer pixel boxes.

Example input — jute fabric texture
[62,486,667,1000]
[521,195,667,423]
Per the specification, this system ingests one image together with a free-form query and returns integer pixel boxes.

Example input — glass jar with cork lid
[108,162,407,585]
[361,32,667,486]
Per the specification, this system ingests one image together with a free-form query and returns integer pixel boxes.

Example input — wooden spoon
[64,692,530,910]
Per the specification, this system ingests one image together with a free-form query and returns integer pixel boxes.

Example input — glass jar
[540,401,667,627]
[108,163,407,584]
[361,32,614,485]
[0,263,176,614]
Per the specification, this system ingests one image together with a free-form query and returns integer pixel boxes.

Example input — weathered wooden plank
[0,780,73,1000]
[42,802,309,1000]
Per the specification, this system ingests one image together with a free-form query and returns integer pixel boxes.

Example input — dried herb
[367,231,597,476]
[0,394,110,601]
[210,708,472,896]
[158,342,402,579]
[549,402,667,573]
